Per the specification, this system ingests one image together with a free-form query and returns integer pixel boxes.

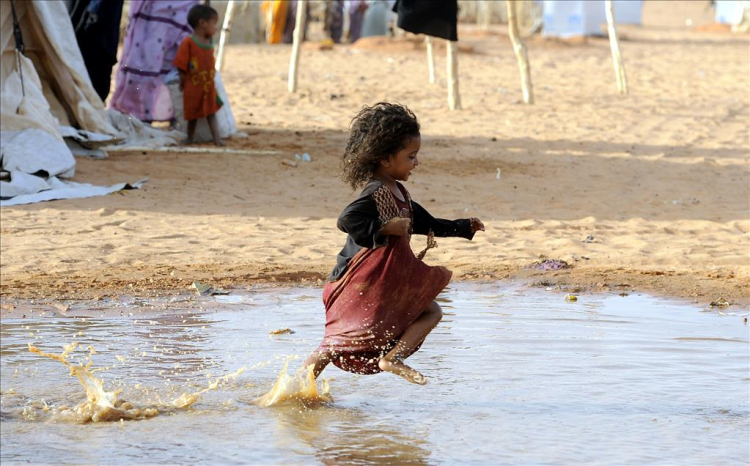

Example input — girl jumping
[304,102,484,385]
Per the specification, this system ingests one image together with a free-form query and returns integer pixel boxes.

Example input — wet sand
[1,2,748,306]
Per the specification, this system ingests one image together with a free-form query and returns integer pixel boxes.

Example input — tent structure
[0,0,177,205]
[715,0,750,31]
[0,0,117,140]
[0,0,115,199]
[542,0,642,38]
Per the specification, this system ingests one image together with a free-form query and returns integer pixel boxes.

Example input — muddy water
[1,284,748,465]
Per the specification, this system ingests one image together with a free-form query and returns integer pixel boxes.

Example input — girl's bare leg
[303,349,332,379]
[378,300,443,385]
[207,114,224,146]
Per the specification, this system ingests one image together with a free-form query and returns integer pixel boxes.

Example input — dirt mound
[693,22,742,33]
[350,35,478,55]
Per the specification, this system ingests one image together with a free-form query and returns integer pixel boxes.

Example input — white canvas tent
[542,0,642,38]
[715,0,750,27]
[0,0,115,200]
[0,0,117,140]
[0,0,177,205]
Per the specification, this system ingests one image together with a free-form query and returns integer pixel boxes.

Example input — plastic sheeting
[104,109,184,149]
[0,1,182,205]
[0,176,146,207]
[166,70,237,143]
[1,129,75,178]
[0,0,117,136]
[542,0,642,38]
[715,0,749,24]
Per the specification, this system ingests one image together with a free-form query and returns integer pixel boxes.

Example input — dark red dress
[319,181,474,374]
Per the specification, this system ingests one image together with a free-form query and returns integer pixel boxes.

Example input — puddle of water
[1,283,748,465]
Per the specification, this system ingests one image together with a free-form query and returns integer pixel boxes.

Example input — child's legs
[186,119,197,141]
[384,300,442,362]
[377,301,442,385]
[303,349,332,379]
[206,113,223,145]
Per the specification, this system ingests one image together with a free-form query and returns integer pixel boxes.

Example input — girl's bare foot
[378,357,427,385]
[214,138,225,147]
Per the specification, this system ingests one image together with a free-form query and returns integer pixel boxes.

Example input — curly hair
[341,102,420,189]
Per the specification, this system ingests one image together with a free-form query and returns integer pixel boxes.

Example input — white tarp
[0,0,117,136]
[1,129,74,178]
[0,0,178,204]
[542,0,642,38]
[166,70,238,143]
[104,109,184,149]
[715,0,750,24]
[0,176,146,207]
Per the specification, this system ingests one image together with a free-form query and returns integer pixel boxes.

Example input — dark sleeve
[411,201,475,240]
[336,195,389,249]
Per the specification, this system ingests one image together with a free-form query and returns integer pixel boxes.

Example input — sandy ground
[1,2,748,307]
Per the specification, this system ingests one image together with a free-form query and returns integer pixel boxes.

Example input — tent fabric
[166,71,238,142]
[0,53,62,141]
[0,175,146,207]
[362,0,391,38]
[0,0,117,136]
[1,129,75,179]
[392,0,458,41]
[104,109,184,148]
[0,0,166,205]
[108,0,198,122]
[542,0,643,38]
[715,0,750,25]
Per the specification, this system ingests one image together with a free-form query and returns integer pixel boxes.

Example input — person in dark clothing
[68,0,125,101]
[392,0,458,41]
[324,0,345,43]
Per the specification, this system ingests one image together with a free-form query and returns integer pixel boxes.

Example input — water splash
[28,342,155,423]
[172,367,246,408]
[253,357,332,408]
[28,342,245,422]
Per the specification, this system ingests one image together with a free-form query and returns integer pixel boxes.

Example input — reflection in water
[1,284,748,464]
[272,405,430,466]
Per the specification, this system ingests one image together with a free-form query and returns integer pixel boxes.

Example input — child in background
[303,102,485,385]
[173,4,224,146]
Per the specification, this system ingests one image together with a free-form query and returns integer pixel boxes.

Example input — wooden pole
[477,0,491,31]
[216,0,235,71]
[446,40,461,110]
[287,0,307,93]
[605,0,628,94]
[506,0,533,104]
[425,36,435,84]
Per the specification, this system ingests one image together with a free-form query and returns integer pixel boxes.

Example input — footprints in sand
[151,234,187,240]
[90,220,128,231]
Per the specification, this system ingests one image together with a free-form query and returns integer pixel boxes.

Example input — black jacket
[329,180,474,281]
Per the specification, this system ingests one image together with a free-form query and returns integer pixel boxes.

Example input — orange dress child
[173,36,223,121]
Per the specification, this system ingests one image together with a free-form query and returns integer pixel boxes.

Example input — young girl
[173,4,224,146]
[304,103,484,385]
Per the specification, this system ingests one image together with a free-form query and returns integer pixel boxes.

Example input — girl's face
[382,135,421,182]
